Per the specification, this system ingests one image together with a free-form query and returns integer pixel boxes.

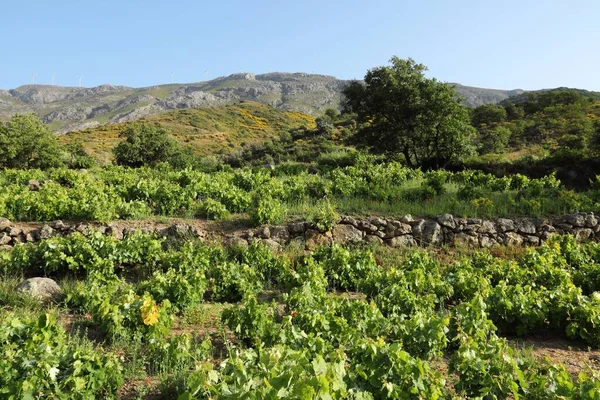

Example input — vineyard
[1,228,600,398]
[0,158,599,225]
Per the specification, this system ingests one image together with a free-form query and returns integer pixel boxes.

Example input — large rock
[0,233,11,245]
[0,218,11,232]
[332,224,365,244]
[478,220,496,235]
[574,228,594,242]
[565,213,585,227]
[585,214,598,228]
[437,214,456,229]
[385,235,417,248]
[516,219,536,235]
[452,233,479,247]
[36,224,55,240]
[269,225,290,243]
[16,277,61,300]
[413,220,443,246]
[28,179,41,191]
[504,232,523,246]
[497,218,515,232]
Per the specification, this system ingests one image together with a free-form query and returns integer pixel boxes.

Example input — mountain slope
[1,72,529,133]
[59,101,316,164]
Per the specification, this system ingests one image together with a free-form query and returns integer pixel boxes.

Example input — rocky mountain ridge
[0,72,525,133]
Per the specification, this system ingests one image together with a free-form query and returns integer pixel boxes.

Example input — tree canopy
[113,122,193,168]
[342,57,475,168]
[0,114,62,169]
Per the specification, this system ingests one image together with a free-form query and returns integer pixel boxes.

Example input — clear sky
[1,0,599,90]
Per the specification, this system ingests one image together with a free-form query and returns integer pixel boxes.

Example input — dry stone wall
[0,212,598,252]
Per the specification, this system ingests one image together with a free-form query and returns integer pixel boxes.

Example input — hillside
[59,101,316,164]
[1,72,529,133]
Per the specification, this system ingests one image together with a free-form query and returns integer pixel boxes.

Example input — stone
[0,217,11,232]
[385,235,417,248]
[16,277,61,300]
[497,218,515,232]
[106,226,124,240]
[166,224,193,239]
[437,214,456,229]
[540,231,557,241]
[28,179,41,191]
[466,218,483,225]
[25,232,35,243]
[585,214,598,228]
[452,233,479,247]
[256,226,270,239]
[339,216,358,227]
[400,214,415,224]
[365,235,384,244]
[523,235,540,246]
[261,238,281,251]
[288,222,306,235]
[478,220,496,235]
[305,229,333,250]
[7,226,22,237]
[51,220,67,230]
[0,233,11,245]
[357,220,378,233]
[565,213,585,227]
[504,232,523,246]
[516,220,536,235]
[389,220,412,235]
[555,223,573,231]
[539,224,556,233]
[369,217,387,228]
[0,245,13,252]
[479,236,497,248]
[332,224,365,244]
[288,236,305,250]
[227,237,249,248]
[269,225,290,242]
[574,228,594,242]
[37,224,55,240]
[413,220,443,246]
[75,223,92,234]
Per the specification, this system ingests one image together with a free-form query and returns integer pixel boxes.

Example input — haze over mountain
[0,72,528,133]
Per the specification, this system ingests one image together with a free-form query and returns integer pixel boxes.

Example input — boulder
[0,233,11,245]
[585,214,598,228]
[288,222,307,235]
[497,218,515,232]
[413,220,443,246]
[332,224,365,244]
[437,214,456,229]
[256,226,270,239]
[0,245,12,252]
[261,238,281,251]
[16,277,61,300]
[365,235,384,245]
[385,235,417,248]
[478,220,496,235]
[516,220,536,235]
[269,225,290,242]
[504,232,523,246]
[37,224,55,240]
[0,217,11,232]
[388,220,412,235]
[479,236,497,248]
[574,228,594,242]
[565,213,585,227]
[227,237,249,248]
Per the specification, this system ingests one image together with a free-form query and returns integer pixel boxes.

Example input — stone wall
[0,212,598,252]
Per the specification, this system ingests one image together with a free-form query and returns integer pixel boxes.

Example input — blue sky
[1,0,599,90]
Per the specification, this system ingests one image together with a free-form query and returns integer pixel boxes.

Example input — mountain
[0,72,527,133]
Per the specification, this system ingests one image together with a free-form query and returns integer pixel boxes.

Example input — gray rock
[16,277,61,300]
[585,214,598,228]
[437,214,456,229]
[0,244,12,252]
[339,216,358,227]
[517,220,536,235]
[269,225,290,242]
[227,237,249,248]
[452,233,479,247]
[256,226,270,239]
[566,213,585,227]
[288,222,306,235]
[555,223,573,231]
[0,218,11,232]
[385,235,417,248]
[37,224,55,240]
[166,224,193,238]
[388,220,412,235]
[25,232,35,242]
[413,220,443,246]
[51,220,67,230]
[540,231,557,241]
[0,233,11,245]
[497,218,515,232]
[7,227,22,237]
[365,235,384,244]
[504,232,523,246]
[479,236,497,248]
[574,228,594,242]
[369,217,387,228]
[400,214,415,224]
[28,179,41,191]
[261,238,281,251]
[332,224,365,244]
[357,220,378,233]
[523,235,540,246]
[478,220,496,235]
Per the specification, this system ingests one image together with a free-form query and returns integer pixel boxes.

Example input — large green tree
[113,122,192,168]
[342,57,475,168]
[0,114,62,169]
